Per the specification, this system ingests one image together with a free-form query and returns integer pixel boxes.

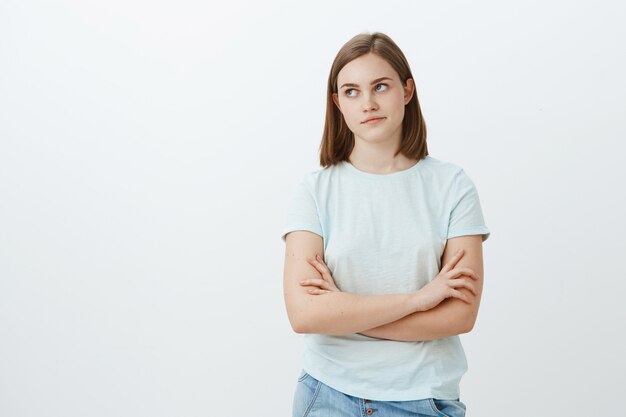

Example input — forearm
[297,291,420,336]
[358,295,471,342]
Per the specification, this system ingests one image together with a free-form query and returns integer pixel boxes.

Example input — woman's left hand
[300,254,341,294]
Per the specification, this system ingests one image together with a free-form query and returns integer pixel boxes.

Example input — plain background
[1,0,625,416]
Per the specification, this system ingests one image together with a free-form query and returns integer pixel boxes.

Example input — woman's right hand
[414,249,481,312]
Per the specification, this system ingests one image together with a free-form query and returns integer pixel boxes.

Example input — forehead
[337,53,397,85]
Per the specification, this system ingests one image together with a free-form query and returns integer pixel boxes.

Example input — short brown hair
[319,32,428,167]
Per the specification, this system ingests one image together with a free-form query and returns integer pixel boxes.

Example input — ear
[404,78,415,105]
[332,93,341,111]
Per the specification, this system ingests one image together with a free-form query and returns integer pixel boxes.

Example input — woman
[281,32,490,417]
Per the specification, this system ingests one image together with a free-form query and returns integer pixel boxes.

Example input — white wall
[1,0,625,416]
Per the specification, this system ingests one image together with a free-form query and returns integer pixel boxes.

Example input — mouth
[361,117,386,124]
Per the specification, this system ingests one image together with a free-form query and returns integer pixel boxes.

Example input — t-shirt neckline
[342,156,428,179]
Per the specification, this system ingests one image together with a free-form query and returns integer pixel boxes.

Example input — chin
[355,132,388,143]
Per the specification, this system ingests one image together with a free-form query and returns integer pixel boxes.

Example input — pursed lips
[361,117,385,124]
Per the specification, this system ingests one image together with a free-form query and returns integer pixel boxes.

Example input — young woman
[281,32,490,417]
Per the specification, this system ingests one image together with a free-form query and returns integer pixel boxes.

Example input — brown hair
[319,32,428,167]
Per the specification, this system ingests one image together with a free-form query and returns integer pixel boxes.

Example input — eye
[375,83,388,91]
[344,83,388,97]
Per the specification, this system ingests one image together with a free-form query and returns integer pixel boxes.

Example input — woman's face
[332,53,414,146]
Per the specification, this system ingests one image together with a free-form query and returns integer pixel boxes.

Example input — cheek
[340,104,360,124]
[388,99,406,120]
[396,104,406,120]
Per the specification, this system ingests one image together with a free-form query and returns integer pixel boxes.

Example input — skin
[302,250,479,310]
[294,52,486,340]
[332,52,418,174]
[300,236,485,341]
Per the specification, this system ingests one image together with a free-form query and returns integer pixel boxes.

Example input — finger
[307,257,328,273]
[307,257,321,268]
[307,288,331,295]
[456,267,480,280]
[300,278,330,290]
[442,249,465,272]
[313,256,331,273]
[307,258,329,279]
[441,249,463,272]
[449,267,480,280]
[450,289,471,304]
[308,257,336,284]
[454,279,477,295]
[450,278,477,296]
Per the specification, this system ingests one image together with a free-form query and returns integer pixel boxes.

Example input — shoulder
[298,163,342,193]
[422,155,463,173]
[420,155,466,183]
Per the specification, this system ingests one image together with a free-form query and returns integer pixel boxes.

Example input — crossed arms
[282,231,484,342]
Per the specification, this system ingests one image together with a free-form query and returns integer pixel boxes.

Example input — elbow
[459,302,479,334]
[285,298,310,334]
[289,313,311,334]
[461,315,477,334]
[460,322,473,335]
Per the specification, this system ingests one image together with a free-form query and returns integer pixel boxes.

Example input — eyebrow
[340,77,393,89]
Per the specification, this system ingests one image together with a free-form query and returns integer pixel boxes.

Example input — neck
[348,131,416,175]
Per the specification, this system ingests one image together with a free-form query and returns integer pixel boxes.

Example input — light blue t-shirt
[281,155,490,401]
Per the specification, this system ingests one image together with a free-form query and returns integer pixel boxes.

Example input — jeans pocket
[429,398,466,417]
[292,372,322,417]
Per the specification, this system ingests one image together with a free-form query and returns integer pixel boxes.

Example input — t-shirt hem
[304,368,460,401]
[447,226,491,242]
[281,225,324,241]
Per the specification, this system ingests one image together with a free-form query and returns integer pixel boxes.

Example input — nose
[361,92,378,112]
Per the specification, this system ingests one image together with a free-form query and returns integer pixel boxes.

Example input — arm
[358,235,485,342]
[283,231,422,335]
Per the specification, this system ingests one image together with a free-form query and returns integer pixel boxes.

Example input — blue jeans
[293,370,467,417]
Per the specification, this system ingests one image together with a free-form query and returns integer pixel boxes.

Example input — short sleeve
[447,169,491,242]
[280,175,323,242]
